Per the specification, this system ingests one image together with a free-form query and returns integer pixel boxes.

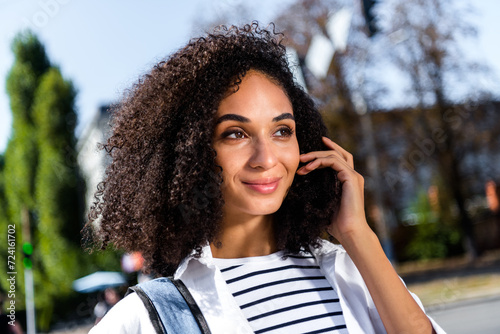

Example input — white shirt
[90,240,446,333]
[213,251,348,333]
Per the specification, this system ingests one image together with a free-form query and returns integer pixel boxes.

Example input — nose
[248,137,278,170]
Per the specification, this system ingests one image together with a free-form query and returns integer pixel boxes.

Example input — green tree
[405,188,461,260]
[31,66,87,328]
[2,31,50,315]
[1,31,120,330]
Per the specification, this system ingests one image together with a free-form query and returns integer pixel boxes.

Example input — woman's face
[213,71,300,219]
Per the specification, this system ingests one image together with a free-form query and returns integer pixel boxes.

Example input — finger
[300,150,344,163]
[321,137,353,164]
[299,158,363,190]
[297,154,352,175]
[322,137,354,168]
[300,138,347,161]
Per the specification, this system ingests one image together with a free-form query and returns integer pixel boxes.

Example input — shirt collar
[310,238,345,257]
[173,243,214,280]
[174,239,344,279]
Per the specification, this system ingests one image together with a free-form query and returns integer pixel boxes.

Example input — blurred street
[427,297,500,334]
[402,249,500,333]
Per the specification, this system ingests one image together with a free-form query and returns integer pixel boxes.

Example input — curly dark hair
[85,22,341,276]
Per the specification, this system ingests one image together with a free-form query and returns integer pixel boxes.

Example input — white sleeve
[89,293,156,334]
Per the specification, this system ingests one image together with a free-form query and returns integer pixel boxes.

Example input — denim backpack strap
[169,279,212,334]
[127,283,166,334]
[127,277,211,334]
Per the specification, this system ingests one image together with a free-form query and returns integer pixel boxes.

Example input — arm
[298,137,435,334]
[340,227,435,333]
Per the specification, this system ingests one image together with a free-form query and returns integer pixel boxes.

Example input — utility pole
[22,207,36,334]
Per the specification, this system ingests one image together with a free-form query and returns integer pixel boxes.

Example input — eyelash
[274,126,294,137]
[221,126,294,139]
[222,129,247,139]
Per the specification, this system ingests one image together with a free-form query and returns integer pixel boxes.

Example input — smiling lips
[242,177,282,194]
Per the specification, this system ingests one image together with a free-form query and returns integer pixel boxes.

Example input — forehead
[216,71,293,118]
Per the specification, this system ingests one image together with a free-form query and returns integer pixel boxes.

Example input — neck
[211,212,277,259]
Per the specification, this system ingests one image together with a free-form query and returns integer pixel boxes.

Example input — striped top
[213,251,348,334]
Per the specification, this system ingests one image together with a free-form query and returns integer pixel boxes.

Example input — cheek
[282,143,300,173]
[215,149,244,181]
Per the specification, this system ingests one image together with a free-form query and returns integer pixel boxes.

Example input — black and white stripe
[214,251,348,334]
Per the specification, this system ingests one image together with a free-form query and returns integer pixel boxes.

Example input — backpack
[127,277,211,334]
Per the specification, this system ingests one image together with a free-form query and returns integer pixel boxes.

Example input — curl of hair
[85,22,341,277]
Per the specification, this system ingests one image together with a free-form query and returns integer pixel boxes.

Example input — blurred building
[77,105,112,214]
[371,100,500,210]
[370,100,500,256]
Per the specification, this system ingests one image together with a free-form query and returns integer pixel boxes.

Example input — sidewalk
[398,249,500,308]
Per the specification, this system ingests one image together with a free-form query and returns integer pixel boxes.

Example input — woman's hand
[297,137,436,334]
[296,136,370,244]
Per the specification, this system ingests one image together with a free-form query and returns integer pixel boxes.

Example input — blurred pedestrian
[86,22,445,333]
[93,288,120,325]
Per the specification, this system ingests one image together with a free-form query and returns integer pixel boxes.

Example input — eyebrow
[272,113,295,122]
[215,113,295,124]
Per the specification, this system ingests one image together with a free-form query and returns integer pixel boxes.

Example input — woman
[88,23,444,333]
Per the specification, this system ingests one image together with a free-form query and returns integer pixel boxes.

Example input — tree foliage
[4,32,49,218]
[2,32,50,317]
[32,67,87,326]
[0,31,119,330]
[404,188,461,260]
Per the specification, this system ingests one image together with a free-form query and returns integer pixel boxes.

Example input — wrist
[336,225,379,253]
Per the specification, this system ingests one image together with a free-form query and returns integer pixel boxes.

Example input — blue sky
[0,0,499,153]
[0,0,291,153]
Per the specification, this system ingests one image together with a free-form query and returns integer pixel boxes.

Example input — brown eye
[223,129,247,139]
[274,127,293,138]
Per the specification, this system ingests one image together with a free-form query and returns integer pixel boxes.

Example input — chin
[247,201,283,216]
